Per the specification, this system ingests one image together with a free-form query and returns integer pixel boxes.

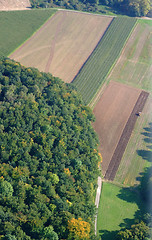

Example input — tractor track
[104,90,149,181]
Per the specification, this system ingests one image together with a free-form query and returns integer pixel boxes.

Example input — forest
[0,57,101,240]
[29,0,151,17]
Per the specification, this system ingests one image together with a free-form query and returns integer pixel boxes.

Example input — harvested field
[0,0,31,10]
[10,10,113,83]
[105,90,149,181]
[108,21,152,93]
[93,81,141,176]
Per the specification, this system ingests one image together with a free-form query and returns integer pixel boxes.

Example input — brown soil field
[115,96,152,186]
[105,90,149,181]
[10,10,113,83]
[0,0,31,10]
[93,81,141,176]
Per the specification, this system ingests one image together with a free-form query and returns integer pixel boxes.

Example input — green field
[72,17,137,105]
[97,182,145,240]
[0,9,56,57]
[108,20,152,93]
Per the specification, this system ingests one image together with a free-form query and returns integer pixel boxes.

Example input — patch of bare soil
[93,81,141,176]
[0,0,31,10]
[105,91,149,181]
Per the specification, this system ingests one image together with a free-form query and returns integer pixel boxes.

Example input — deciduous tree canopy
[29,0,151,16]
[0,58,100,239]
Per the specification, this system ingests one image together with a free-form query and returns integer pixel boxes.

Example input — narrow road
[95,176,102,235]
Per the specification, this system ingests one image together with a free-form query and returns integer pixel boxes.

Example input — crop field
[10,10,113,83]
[72,17,137,105]
[97,182,144,240]
[115,96,152,186]
[93,81,141,176]
[108,21,152,93]
[0,0,31,11]
[105,90,149,181]
[0,9,56,57]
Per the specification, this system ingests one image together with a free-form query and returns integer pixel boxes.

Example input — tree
[0,58,99,239]
[0,179,14,197]
[117,221,150,239]
[43,226,58,240]
[140,0,151,16]
[68,218,90,240]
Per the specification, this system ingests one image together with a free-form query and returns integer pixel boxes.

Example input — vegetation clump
[30,0,151,17]
[0,58,100,239]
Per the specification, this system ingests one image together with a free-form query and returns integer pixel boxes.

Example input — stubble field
[10,10,113,83]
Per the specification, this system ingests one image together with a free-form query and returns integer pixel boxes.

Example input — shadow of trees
[99,122,152,240]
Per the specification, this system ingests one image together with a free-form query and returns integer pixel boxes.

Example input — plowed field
[10,10,113,83]
[0,0,31,10]
[93,81,141,176]
[105,90,149,181]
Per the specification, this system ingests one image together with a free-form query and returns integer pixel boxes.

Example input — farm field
[10,10,113,83]
[72,17,137,105]
[115,96,152,186]
[93,81,141,176]
[0,0,31,10]
[97,182,144,240]
[1,8,151,238]
[0,9,56,57]
[105,90,149,181]
[108,20,152,93]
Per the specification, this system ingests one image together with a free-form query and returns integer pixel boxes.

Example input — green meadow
[97,182,145,240]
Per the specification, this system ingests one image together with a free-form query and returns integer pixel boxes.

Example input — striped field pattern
[72,17,137,105]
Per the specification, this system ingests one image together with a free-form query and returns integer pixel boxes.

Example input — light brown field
[107,22,152,93]
[93,81,141,176]
[10,10,113,83]
[0,0,31,10]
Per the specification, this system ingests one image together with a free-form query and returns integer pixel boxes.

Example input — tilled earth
[104,90,149,181]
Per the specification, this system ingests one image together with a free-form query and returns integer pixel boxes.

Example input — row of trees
[0,58,101,239]
[103,0,151,17]
[29,0,151,16]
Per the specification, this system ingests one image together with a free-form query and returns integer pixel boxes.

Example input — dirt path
[105,91,149,181]
[95,176,102,235]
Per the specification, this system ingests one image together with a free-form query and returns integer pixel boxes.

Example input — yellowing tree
[68,217,90,240]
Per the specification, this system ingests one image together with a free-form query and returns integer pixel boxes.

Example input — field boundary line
[71,17,115,84]
[72,17,137,105]
[57,8,115,18]
[9,9,57,57]
[89,19,138,107]
[104,91,149,181]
